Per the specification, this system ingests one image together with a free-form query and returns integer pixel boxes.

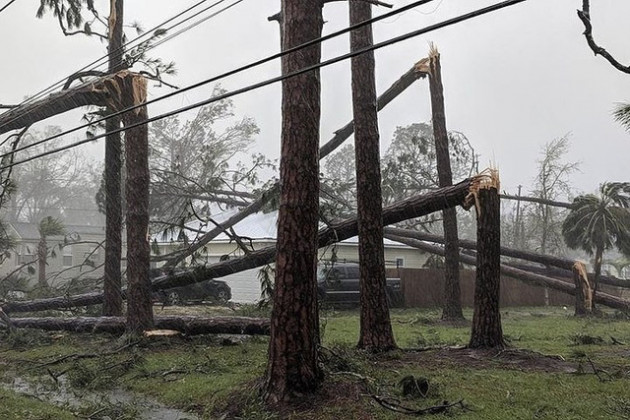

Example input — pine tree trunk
[37,239,47,288]
[263,0,323,404]
[122,74,153,334]
[469,185,505,349]
[103,0,125,316]
[592,245,604,310]
[350,1,396,352]
[425,48,463,321]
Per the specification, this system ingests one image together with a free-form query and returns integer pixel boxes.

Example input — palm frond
[613,102,630,132]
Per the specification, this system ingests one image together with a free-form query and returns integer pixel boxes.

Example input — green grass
[0,307,628,419]
[0,388,77,419]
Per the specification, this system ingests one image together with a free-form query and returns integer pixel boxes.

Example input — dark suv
[317,263,403,307]
[150,268,231,305]
[161,279,231,305]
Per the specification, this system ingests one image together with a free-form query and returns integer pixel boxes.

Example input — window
[395,257,405,268]
[63,245,73,267]
[18,245,35,265]
[345,265,360,279]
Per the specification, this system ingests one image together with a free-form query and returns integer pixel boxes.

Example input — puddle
[4,376,199,419]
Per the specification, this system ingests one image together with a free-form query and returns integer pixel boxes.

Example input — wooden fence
[386,268,623,308]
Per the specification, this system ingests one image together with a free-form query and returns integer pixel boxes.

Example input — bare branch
[62,70,107,90]
[577,0,630,74]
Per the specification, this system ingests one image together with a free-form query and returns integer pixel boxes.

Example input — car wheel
[215,289,229,303]
[168,291,181,306]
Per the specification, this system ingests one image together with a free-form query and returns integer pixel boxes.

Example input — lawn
[0,306,628,419]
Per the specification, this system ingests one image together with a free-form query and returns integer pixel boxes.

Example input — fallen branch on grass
[371,395,468,416]
[2,315,270,336]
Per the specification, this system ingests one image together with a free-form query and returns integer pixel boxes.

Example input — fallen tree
[0,74,120,135]
[1,315,270,335]
[3,178,475,314]
[162,63,426,268]
[383,227,630,288]
[384,234,630,313]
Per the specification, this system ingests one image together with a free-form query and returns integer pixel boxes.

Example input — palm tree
[37,216,65,288]
[562,182,630,301]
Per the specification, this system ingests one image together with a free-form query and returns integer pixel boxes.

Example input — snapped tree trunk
[103,0,125,317]
[383,226,630,288]
[469,177,505,349]
[418,46,463,321]
[384,234,630,313]
[572,261,592,316]
[350,0,396,352]
[121,73,153,334]
[3,180,476,314]
[263,0,324,404]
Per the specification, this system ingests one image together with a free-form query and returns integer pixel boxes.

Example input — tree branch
[577,0,630,74]
[62,70,108,90]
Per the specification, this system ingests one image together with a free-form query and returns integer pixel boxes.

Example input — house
[0,222,107,287]
[154,209,428,303]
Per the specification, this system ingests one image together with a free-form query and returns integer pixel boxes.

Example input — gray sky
[1,0,629,200]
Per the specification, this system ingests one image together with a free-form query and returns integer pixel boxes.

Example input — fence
[386,268,623,308]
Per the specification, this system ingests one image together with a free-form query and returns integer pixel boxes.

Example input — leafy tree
[37,0,175,317]
[528,136,579,256]
[4,126,101,225]
[148,88,261,225]
[382,123,477,205]
[37,216,65,288]
[562,182,630,301]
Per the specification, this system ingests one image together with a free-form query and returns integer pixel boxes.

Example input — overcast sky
[1,0,629,200]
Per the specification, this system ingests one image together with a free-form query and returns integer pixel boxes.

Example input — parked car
[160,279,231,305]
[151,268,232,305]
[317,263,403,307]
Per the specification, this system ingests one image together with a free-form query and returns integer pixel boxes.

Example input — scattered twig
[610,336,626,346]
[35,340,138,368]
[587,357,613,382]
[372,395,468,416]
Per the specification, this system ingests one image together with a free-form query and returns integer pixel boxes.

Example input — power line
[0,0,529,173]
[1,0,222,118]
[0,0,233,131]
[1,0,439,158]
[0,0,17,14]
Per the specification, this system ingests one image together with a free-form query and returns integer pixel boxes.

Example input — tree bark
[469,185,505,349]
[121,73,153,334]
[592,245,604,310]
[3,180,475,314]
[350,1,396,352]
[0,82,112,135]
[37,238,47,288]
[103,0,125,317]
[422,47,463,321]
[572,261,592,316]
[162,64,424,268]
[263,0,324,404]
[383,234,630,314]
[4,315,270,335]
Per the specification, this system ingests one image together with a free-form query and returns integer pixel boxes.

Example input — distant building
[154,209,428,303]
[0,222,107,287]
